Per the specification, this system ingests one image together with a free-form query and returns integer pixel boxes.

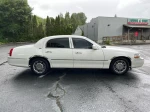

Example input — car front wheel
[31,58,50,75]
[110,58,129,75]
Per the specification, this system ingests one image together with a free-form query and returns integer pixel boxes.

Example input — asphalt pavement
[0,44,150,112]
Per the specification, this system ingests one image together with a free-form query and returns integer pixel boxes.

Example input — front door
[44,37,73,68]
[72,38,104,68]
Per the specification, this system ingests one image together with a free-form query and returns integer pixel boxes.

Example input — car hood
[101,46,140,60]
[103,46,139,54]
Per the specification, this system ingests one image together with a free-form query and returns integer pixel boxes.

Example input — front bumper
[132,57,144,68]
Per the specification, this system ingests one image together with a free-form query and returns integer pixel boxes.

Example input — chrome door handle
[75,52,82,54]
[46,51,52,53]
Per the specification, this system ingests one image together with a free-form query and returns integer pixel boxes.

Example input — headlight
[134,54,140,58]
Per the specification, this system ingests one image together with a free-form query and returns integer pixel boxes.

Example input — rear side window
[46,38,70,48]
[72,38,93,49]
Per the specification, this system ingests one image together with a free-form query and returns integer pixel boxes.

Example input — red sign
[128,22,148,25]
[128,19,148,25]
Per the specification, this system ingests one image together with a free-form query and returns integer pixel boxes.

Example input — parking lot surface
[0,44,150,112]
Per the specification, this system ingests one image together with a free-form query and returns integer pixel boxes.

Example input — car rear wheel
[31,58,50,75]
[110,58,129,75]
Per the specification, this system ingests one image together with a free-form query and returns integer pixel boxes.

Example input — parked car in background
[8,35,144,75]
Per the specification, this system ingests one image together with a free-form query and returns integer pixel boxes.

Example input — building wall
[74,26,82,35]
[87,18,99,42]
[144,29,150,39]
[78,18,99,42]
[98,17,127,43]
[74,16,150,43]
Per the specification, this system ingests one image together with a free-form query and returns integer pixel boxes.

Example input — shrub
[105,39,111,45]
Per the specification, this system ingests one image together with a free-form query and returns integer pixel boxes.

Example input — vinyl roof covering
[123,24,150,28]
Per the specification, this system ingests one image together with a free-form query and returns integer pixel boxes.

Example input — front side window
[72,38,93,49]
[46,38,70,48]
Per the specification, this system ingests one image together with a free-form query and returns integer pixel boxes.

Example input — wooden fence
[102,33,149,44]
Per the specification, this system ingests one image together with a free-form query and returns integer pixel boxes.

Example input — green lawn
[0,42,4,45]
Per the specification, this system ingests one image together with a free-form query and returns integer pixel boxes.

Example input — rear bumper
[131,57,144,68]
[8,57,29,67]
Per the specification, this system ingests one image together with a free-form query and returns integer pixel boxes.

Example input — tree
[32,15,38,39]
[0,0,32,41]
[37,23,44,39]
[71,13,78,33]
[0,0,28,4]
[77,12,87,25]
[70,12,87,33]
[64,12,72,34]
[50,18,55,36]
[45,16,51,36]
[55,16,61,35]
[0,0,87,42]
[26,15,33,39]
[65,12,70,22]
[59,13,65,35]
[44,12,87,35]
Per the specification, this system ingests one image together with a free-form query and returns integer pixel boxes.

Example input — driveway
[0,44,150,112]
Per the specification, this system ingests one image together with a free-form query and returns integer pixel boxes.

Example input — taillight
[9,48,13,56]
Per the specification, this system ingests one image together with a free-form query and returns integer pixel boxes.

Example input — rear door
[43,37,73,68]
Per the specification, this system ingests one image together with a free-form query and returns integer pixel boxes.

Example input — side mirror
[92,45,99,50]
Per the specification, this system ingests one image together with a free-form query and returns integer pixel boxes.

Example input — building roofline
[89,16,150,22]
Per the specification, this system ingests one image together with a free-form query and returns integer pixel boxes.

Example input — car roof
[45,35,87,39]
[34,35,88,48]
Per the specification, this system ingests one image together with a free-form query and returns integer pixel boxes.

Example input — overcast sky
[28,0,150,22]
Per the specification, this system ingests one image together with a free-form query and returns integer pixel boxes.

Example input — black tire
[30,58,50,75]
[110,58,129,75]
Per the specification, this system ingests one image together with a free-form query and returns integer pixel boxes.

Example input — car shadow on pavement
[12,68,139,89]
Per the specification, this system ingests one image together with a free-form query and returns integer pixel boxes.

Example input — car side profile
[8,35,144,75]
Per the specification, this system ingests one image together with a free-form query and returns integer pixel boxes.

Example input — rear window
[46,38,70,48]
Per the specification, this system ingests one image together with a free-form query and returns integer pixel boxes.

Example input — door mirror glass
[92,45,99,50]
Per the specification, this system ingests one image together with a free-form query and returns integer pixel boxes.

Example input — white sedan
[8,35,144,75]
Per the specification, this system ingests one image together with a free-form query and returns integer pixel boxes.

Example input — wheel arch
[110,56,131,68]
[29,55,50,67]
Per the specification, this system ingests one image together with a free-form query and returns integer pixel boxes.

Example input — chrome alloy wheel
[33,61,46,74]
[113,60,127,74]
